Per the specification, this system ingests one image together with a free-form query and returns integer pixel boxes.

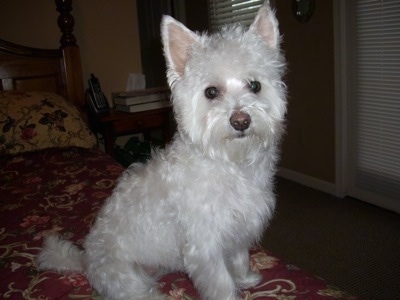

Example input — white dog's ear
[161,16,199,80]
[249,1,280,49]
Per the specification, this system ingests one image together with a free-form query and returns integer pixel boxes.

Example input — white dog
[37,2,286,299]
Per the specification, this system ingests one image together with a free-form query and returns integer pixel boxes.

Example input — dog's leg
[85,258,165,300]
[183,244,241,300]
[229,248,262,289]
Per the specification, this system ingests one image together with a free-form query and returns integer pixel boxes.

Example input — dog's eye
[248,81,261,93]
[205,87,219,99]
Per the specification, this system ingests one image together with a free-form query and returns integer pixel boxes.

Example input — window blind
[352,0,400,206]
[209,0,264,31]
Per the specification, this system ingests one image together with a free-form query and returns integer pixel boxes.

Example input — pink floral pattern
[0,147,359,299]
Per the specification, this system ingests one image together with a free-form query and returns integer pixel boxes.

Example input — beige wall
[0,0,142,103]
[275,1,336,183]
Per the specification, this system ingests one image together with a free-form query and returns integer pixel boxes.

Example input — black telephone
[86,73,109,114]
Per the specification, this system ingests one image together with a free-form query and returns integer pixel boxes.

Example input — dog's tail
[36,234,84,273]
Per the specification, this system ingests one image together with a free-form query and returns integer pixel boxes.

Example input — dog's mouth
[236,132,246,139]
[230,131,249,140]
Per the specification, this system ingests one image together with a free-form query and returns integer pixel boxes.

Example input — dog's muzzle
[230,111,251,132]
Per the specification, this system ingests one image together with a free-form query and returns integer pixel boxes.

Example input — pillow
[0,91,97,155]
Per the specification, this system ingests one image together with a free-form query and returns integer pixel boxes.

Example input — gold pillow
[0,91,97,155]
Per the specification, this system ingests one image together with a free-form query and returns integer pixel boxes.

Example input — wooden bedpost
[55,0,86,117]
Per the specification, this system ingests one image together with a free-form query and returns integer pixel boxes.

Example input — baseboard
[277,168,337,196]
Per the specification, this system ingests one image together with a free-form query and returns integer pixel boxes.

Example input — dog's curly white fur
[37,2,286,299]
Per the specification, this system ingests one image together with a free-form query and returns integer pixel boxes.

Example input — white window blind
[209,0,264,31]
[351,0,400,209]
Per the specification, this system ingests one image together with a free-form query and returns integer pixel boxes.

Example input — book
[115,100,171,113]
[113,93,167,106]
[112,86,169,106]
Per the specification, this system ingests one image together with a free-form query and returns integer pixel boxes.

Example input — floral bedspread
[0,147,359,299]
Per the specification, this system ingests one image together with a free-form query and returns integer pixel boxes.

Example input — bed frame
[0,0,85,114]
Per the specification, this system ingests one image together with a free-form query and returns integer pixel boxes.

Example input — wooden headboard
[0,0,85,113]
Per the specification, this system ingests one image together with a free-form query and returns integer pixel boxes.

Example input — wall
[0,0,336,187]
[275,1,336,185]
[0,0,142,104]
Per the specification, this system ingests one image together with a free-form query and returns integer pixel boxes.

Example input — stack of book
[112,86,170,113]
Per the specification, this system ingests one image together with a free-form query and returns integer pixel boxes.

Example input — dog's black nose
[230,111,251,131]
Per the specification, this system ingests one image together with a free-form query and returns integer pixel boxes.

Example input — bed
[0,1,359,299]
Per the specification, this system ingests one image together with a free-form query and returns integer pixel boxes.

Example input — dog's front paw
[236,271,262,289]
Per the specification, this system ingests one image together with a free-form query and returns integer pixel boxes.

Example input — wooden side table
[87,107,173,158]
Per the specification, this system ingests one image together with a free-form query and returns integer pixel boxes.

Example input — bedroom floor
[261,177,400,300]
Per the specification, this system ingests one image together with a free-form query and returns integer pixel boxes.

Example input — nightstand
[87,107,173,158]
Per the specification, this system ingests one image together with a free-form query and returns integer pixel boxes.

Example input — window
[209,0,264,31]
[345,0,400,212]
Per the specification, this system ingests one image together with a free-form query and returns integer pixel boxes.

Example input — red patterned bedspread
[0,147,358,299]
